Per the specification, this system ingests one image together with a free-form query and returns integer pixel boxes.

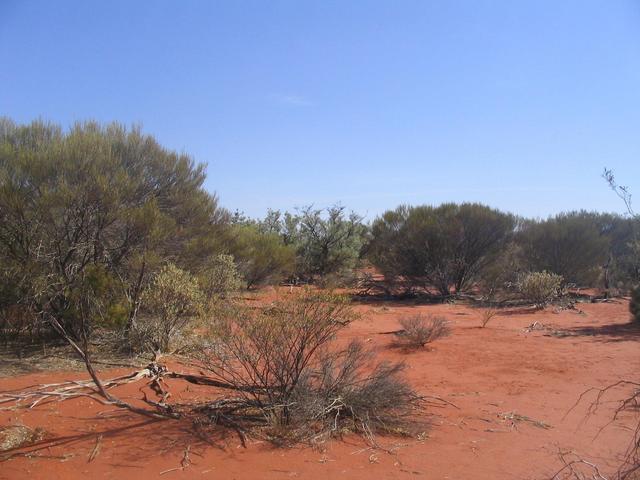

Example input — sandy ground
[0,296,638,480]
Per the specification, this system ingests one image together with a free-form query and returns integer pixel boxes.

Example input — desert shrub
[394,314,451,349]
[590,213,640,293]
[296,205,368,280]
[258,206,368,282]
[480,309,498,328]
[0,118,231,345]
[477,242,525,300]
[231,225,296,288]
[631,286,640,323]
[194,293,422,441]
[368,203,515,295]
[517,271,564,308]
[199,254,244,298]
[315,270,359,290]
[137,264,204,355]
[518,212,610,286]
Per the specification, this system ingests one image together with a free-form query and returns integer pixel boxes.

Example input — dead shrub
[393,314,451,349]
[192,293,424,443]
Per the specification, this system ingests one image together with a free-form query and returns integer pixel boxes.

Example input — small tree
[140,264,203,354]
[517,271,563,309]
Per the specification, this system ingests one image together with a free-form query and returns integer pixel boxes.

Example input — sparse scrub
[394,314,451,349]
[193,294,423,442]
[480,309,498,328]
[517,271,564,309]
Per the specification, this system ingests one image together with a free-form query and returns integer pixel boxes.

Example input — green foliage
[139,263,204,353]
[516,271,564,308]
[477,242,525,300]
[295,205,367,279]
[232,223,295,288]
[231,225,296,288]
[518,212,610,286]
[198,254,245,298]
[630,286,640,323]
[256,205,368,282]
[368,203,516,295]
[0,118,229,340]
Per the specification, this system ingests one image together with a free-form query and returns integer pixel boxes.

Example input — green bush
[199,254,245,298]
[139,263,204,354]
[517,271,564,308]
[518,212,610,286]
[0,118,230,342]
[368,203,515,295]
[231,225,296,288]
[256,206,368,282]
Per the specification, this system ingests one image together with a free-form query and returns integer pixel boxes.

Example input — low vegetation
[194,294,423,441]
[393,314,451,349]
[1,118,638,469]
[480,309,498,328]
[516,271,564,309]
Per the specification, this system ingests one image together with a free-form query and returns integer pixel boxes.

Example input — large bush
[518,212,610,286]
[0,118,229,341]
[368,203,516,295]
[198,254,245,298]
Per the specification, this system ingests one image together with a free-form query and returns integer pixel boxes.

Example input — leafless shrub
[191,293,424,443]
[551,448,609,480]
[480,309,498,328]
[564,380,640,480]
[393,314,451,349]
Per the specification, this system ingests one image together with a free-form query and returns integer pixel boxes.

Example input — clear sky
[1,1,639,221]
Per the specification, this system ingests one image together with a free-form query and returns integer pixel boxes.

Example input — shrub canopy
[368,203,516,295]
[0,119,229,337]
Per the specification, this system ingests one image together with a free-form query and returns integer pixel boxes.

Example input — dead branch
[551,448,608,480]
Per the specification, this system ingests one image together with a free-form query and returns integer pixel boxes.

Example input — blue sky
[1,1,639,221]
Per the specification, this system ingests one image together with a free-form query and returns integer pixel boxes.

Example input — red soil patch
[1,297,638,479]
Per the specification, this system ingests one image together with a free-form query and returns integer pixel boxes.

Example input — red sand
[1,298,638,479]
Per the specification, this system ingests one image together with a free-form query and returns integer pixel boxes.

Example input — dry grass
[0,425,47,452]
